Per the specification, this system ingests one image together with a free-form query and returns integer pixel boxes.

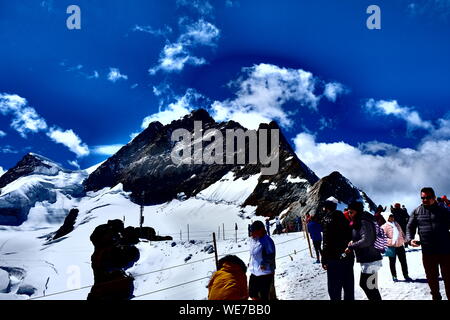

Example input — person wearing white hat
[380,212,412,282]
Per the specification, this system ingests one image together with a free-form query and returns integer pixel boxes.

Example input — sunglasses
[421,196,434,200]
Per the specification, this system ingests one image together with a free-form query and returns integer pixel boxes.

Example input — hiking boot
[315,259,320,264]
[392,276,398,282]
[404,276,413,282]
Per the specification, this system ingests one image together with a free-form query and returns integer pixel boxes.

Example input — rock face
[0,109,377,226]
[0,153,62,189]
[283,171,377,225]
[0,153,85,226]
[84,108,319,218]
[53,209,79,240]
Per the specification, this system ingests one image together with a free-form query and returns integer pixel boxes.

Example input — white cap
[326,196,339,204]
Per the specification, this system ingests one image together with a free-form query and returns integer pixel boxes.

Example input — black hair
[421,187,435,197]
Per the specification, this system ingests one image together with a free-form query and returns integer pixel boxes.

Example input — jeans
[326,259,355,300]
[422,253,450,300]
[389,246,409,278]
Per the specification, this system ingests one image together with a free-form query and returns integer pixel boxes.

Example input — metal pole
[212,232,219,271]
[187,224,190,242]
[235,223,238,243]
[218,226,220,241]
[139,191,144,228]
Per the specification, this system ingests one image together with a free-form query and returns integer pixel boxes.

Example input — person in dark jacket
[374,205,386,227]
[307,215,323,263]
[406,187,450,300]
[345,201,382,300]
[391,203,410,236]
[321,200,355,300]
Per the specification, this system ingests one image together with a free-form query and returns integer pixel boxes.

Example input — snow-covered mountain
[0,109,386,300]
[0,153,86,226]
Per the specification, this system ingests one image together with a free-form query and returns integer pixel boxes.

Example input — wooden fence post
[212,232,219,271]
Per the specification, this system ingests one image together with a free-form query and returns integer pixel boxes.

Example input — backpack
[373,222,388,253]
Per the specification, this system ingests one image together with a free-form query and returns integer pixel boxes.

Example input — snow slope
[0,169,445,300]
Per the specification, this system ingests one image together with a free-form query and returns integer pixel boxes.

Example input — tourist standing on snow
[307,215,323,263]
[208,255,248,300]
[406,187,450,300]
[265,218,271,236]
[321,200,355,300]
[381,213,411,282]
[248,220,277,300]
[374,205,386,227]
[275,216,282,234]
[345,201,383,300]
[391,203,410,237]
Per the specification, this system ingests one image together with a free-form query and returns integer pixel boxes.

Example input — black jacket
[391,207,409,232]
[406,203,450,254]
[349,211,382,263]
[321,210,354,264]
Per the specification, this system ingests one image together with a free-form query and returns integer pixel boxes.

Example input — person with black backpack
[344,201,383,300]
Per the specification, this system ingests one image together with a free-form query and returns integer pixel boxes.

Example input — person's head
[250,220,266,239]
[218,255,247,273]
[322,200,337,213]
[394,203,401,209]
[347,201,364,221]
[420,187,436,207]
[388,214,394,223]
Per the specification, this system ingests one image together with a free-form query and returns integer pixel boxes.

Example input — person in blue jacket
[307,215,323,263]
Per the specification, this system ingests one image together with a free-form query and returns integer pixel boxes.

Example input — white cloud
[149,43,206,74]
[92,144,123,156]
[293,132,450,211]
[47,127,90,157]
[67,160,80,169]
[176,0,214,16]
[225,0,240,8]
[133,25,173,37]
[0,130,6,137]
[210,63,344,129]
[0,93,48,137]
[364,99,433,132]
[88,70,100,79]
[141,89,200,128]
[107,68,128,83]
[323,82,347,102]
[149,19,219,75]
[179,20,220,46]
[0,145,18,154]
[407,1,450,19]
[425,117,450,141]
[0,166,5,178]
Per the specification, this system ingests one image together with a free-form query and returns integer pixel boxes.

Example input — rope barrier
[132,246,309,299]
[29,234,305,300]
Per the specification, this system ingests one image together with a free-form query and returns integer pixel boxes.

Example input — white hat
[326,196,339,204]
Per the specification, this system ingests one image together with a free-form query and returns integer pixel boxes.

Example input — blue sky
[0,0,449,209]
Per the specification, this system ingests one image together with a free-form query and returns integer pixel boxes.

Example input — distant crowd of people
[207,187,450,301]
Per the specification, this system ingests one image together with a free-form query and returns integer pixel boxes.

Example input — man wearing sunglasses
[406,187,450,300]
